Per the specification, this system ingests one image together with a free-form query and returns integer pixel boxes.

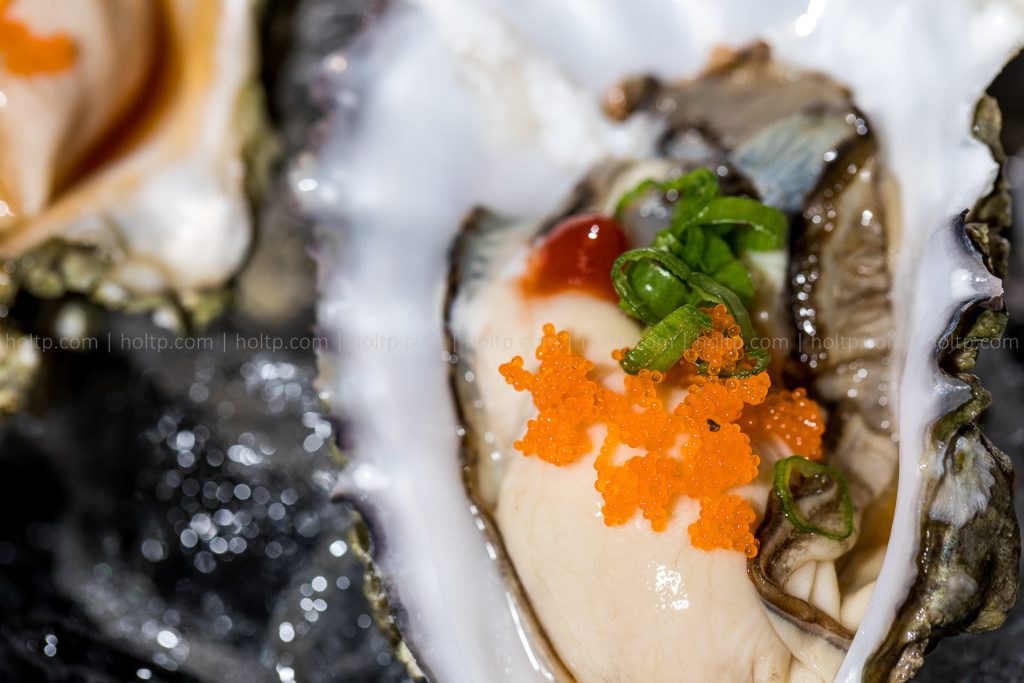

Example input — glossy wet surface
[0,1,1023,682]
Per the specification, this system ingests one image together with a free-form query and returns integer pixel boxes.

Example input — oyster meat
[297,1,1023,681]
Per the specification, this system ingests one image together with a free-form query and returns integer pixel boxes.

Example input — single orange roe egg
[0,0,75,77]
[498,306,825,557]
[689,495,759,558]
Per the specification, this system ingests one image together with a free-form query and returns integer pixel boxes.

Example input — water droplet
[156,630,179,649]
[180,529,198,548]
[194,551,216,573]
[141,540,166,562]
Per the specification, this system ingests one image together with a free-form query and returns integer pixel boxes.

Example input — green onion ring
[772,456,854,541]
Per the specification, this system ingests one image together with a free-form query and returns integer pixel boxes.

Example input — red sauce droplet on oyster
[522,213,626,302]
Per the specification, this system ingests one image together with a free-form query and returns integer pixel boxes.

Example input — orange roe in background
[498,305,825,557]
[0,0,75,77]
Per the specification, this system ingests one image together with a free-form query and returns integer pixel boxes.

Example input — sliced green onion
[615,169,787,255]
[683,270,755,341]
[697,346,770,379]
[669,166,719,196]
[698,233,735,272]
[772,456,854,541]
[614,167,720,220]
[697,196,787,251]
[620,305,712,375]
[613,247,693,286]
[613,248,755,337]
[612,248,694,326]
[708,259,755,302]
[667,170,719,226]
[653,224,703,268]
[611,168,788,375]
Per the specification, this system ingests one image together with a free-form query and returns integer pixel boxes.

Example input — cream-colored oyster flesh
[0,0,260,300]
[461,280,843,682]
[297,0,1024,681]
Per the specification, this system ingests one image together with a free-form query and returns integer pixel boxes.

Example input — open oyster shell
[297,0,1023,681]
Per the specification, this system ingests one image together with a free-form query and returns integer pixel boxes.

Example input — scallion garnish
[610,169,786,375]
[696,346,770,379]
[612,248,694,325]
[772,456,854,541]
[689,195,787,252]
[619,304,712,375]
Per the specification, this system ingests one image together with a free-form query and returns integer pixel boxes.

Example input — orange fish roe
[498,305,825,558]
[678,424,759,498]
[498,325,600,466]
[689,495,759,556]
[682,303,744,375]
[740,388,825,461]
[0,0,75,77]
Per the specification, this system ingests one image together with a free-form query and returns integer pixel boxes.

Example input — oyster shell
[297,0,1023,681]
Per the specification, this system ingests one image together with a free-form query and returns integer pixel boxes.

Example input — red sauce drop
[522,213,627,302]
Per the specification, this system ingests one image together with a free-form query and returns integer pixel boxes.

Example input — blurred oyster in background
[0,0,266,315]
[0,1,415,682]
[0,0,269,412]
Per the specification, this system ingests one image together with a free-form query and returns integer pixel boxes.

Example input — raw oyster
[0,0,265,315]
[297,0,1023,681]
[0,0,265,411]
